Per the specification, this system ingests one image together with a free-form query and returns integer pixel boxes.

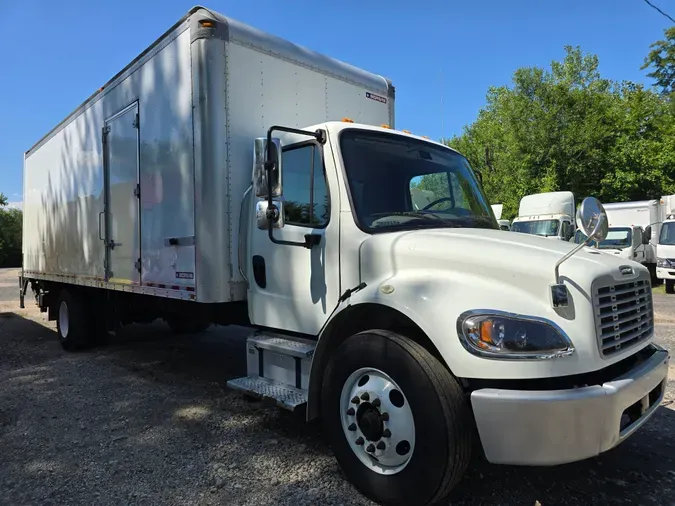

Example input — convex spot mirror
[577,197,608,243]
[253,137,283,198]
[256,200,285,230]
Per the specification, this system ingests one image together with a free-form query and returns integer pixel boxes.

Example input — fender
[306,266,600,421]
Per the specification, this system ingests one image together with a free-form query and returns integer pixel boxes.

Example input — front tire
[322,330,473,506]
[666,280,674,294]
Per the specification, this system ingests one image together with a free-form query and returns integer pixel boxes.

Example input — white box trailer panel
[23,6,393,304]
[603,200,661,244]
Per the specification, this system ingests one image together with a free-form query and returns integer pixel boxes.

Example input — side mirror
[253,137,283,198]
[577,197,608,243]
[643,226,651,245]
[256,200,285,230]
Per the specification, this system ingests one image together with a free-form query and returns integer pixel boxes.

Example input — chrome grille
[594,277,653,357]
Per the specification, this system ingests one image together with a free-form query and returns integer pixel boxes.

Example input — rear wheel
[666,280,674,294]
[322,330,473,506]
[56,290,93,351]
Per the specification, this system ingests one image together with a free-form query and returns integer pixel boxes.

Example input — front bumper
[656,267,675,280]
[470,345,670,466]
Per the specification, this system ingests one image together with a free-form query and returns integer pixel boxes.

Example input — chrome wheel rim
[59,301,69,338]
[339,368,415,475]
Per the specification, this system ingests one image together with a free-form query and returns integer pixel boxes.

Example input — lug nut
[355,437,364,446]
[383,429,391,438]
[366,443,375,453]
[351,396,360,404]
[361,392,370,401]
[348,423,357,431]
[381,412,389,421]
[346,407,355,416]
[376,441,386,450]
[372,398,381,408]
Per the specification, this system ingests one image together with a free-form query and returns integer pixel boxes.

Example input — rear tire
[322,330,473,506]
[56,289,93,351]
[666,280,674,294]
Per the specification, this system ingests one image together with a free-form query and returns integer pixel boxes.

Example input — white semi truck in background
[511,191,576,240]
[19,7,669,506]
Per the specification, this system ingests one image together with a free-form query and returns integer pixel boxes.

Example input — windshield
[574,227,632,249]
[660,222,675,245]
[339,130,496,233]
[512,219,559,237]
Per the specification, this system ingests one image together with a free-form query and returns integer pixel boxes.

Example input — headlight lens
[458,311,574,359]
[657,257,670,268]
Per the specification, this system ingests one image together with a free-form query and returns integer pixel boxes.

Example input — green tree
[642,26,675,95]
[446,46,675,219]
[0,207,22,267]
[0,193,7,207]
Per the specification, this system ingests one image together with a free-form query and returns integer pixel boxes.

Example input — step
[227,376,308,411]
[248,332,316,358]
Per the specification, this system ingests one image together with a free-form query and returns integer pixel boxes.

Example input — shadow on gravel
[2,312,675,505]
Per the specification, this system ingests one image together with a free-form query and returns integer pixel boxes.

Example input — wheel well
[306,303,447,421]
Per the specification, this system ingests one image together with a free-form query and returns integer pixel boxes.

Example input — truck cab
[572,225,650,263]
[657,215,675,293]
[511,191,575,240]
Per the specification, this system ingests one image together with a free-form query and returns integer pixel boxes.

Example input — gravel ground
[1,267,675,506]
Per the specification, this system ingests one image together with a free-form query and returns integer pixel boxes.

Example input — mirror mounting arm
[264,125,327,249]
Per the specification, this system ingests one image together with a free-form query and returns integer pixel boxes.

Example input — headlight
[457,310,574,360]
[657,257,670,268]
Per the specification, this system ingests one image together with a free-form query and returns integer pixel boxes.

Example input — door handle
[98,211,105,240]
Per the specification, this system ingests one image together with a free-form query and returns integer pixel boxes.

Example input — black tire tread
[57,289,90,351]
[356,330,472,504]
[667,280,674,294]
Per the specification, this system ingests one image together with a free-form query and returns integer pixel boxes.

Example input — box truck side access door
[102,102,141,284]
[247,135,341,335]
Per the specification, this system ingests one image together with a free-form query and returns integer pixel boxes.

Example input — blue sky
[0,0,671,204]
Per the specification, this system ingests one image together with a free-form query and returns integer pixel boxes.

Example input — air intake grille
[594,276,653,357]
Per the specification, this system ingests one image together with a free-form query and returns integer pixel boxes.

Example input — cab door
[633,226,647,263]
[247,139,341,335]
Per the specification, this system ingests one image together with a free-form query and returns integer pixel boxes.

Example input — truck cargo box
[23,6,394,304]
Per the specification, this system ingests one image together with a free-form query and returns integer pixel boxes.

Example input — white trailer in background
[19,6,669,506]
[511,191,575,240]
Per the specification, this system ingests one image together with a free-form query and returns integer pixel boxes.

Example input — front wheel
[322,330,473,506]
[666,280,674,294]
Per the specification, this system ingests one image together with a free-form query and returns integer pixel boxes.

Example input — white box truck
[656,196,675,292]
[575,200,660,280]
[511,191,576,240]
[19,7,669,506]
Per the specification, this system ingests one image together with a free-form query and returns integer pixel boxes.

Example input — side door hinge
[132,113,139,129]
[135,258,141,273]
[133,183,141,198]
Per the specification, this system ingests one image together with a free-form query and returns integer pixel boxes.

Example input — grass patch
[653,283,667,295]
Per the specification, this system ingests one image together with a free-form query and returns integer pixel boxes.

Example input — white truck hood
[359,227,642,292]
[657,244,675,259]
[357,227,652,379]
